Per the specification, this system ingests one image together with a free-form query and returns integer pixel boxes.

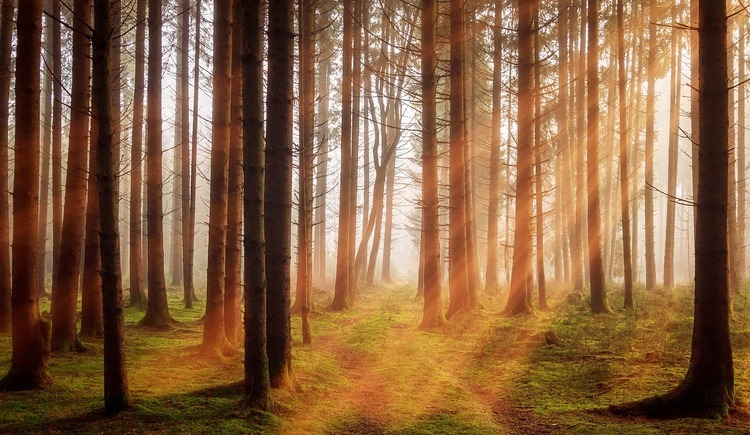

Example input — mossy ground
[1,284,749,434]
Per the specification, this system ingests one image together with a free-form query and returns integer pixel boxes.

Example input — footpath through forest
[1,285,750,434]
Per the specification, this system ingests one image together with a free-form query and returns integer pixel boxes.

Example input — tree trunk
[727,16,741,295]
[180,0,192,308]
[420,0,445,329]
[644,0,657,290]
[586,0,609,313]
[0,0,13,333]
[201,0,233,357]
[0,0,52,391]
[37,5,53,297]
[51,0,62,290]
[224,0,243,346]
[266,0,294,388]
[738,17,746,278]
[348,0,361,300]
[129,0,147,309]
[618,0,633,309]
[242,0,271,411]
[50,0,91,352]
[504,0,533,315]
[170,0,185,288]
[140,0,175,328]
[533,5,547,310]
[486,0,503,295]
[314,3,331,288]
[92,0,131,414]
[331,0,353,310]
[81,114,104,338]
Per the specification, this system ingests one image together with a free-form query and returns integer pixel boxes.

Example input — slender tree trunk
[81,114,104,338]
[533,5,547,310]
[0,0,52,390]
[644,0,657,290]
[558,0,572,286]
[314,3,331,288]
[504,0,533,315]
[728,15,741,295]
[618,0,633,308]
[266,0,294,388]
[180,0,192,307]
[140,0,175,328]
[50,0,91,352]
[129,0,147,309]
[348,0,361,300]
[738,17,746,278]
[242,0,271,411]
[37,5,53,297]
[92,0,131,414]
[224,0,243,346]
[170,0,185,288]
[51,0,62,288]
[201,0,233,357]
[331,0,353,310]
[572,0,587,291]
[0,0,13,333]
[382,153,396,283]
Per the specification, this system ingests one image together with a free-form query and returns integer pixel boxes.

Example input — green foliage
[1,286,749,433]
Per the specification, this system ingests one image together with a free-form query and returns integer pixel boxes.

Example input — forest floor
[1,283,750,434]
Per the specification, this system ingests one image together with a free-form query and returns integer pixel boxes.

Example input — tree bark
[644,0,657,290]
[0,0,13,333]
[92,0,131,414]
[37,4,53,297]
[81,113,104,338]
[0,0,52,391]
[618,0,633,309]
[180,0,192,307]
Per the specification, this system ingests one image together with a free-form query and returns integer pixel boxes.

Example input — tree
[51,0,62,288]
[0,0,52,390]
[242,0,271,410]
[419,0,445,330]
[446,0,470,319]
[92,0,130,414]
[266,0,294,388]
[50,0,91,352]
[504,0,533,315]
[170,0,186,288]
[331,0,353,311]
[533,5,547,310]
[618,0,633,309]
[37,3,53,297]
[586,0,609,314]
[0,0,13,334]
[225,0,243,346]
[644,0,657,290]
[140,0,175,328]
[201,0,233,357]
[611,0,734,417]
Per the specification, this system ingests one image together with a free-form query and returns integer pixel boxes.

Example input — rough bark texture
[0,0,13,334]
[0,0,52,391]
[504,0,533,315]
[611,0,735,417]
[419,0,445,329]
[140,0,174,328]
[81,114,104,338]
[50,0,91,352]
[242,0,271,410]
[201,0,233,357]
[446,0,470,319]
[266,0,294,388]
[93,0,131,414]
[129,0,147,309]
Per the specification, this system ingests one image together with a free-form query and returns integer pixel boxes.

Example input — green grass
[1,284,750,433]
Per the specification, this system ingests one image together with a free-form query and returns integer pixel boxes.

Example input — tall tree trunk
[0,0,52,390]
[348,0,361,300]
[446,0,470,318]
[738,17,746,278]
[485,0,503,294]
[420,0,445,329]
[51,0,62,289]
[727,14,741,295]
[224,0,243,346]
[533,5,547,310]
[129,0,147,309]
[50,0,91,352]
[140,0,174,328]
[504,0,533,315]
[331,0,353,310]
[381,153,396,283]
[558,0,572,286]
[170,0,185,288]
[37,5,53,297]
[242,0,271,411]
[572,0,587,291]
[81,113,103,338]
[92,0,131,414]
[618,0,633,308]
[201,0,233,357]
[266,0,294,388]
[644,0,657,290]
[0,0,13,333]
[314,3,331,288]
[180,0,192,307]
[664,0,682,289]
[587,0,609,313]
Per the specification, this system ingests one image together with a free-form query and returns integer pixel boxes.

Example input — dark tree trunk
[180,0,191,308]
[92,0,131,414]
[51,0,91,352]
[51,0,62,290]
[242,0,271,409]
[420,0,444,329]
[140,0,175,328]
[224,0,243,347]
[0,0,52,391]
[504,0,533,315]
[618,0,633,309]
[0,0,13,334]
[37,4,53,297]
[129,0,147,309]
[201,0,233,357]
[611,0,734,417]
[81,115,104,338]
[266,0,294,388]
